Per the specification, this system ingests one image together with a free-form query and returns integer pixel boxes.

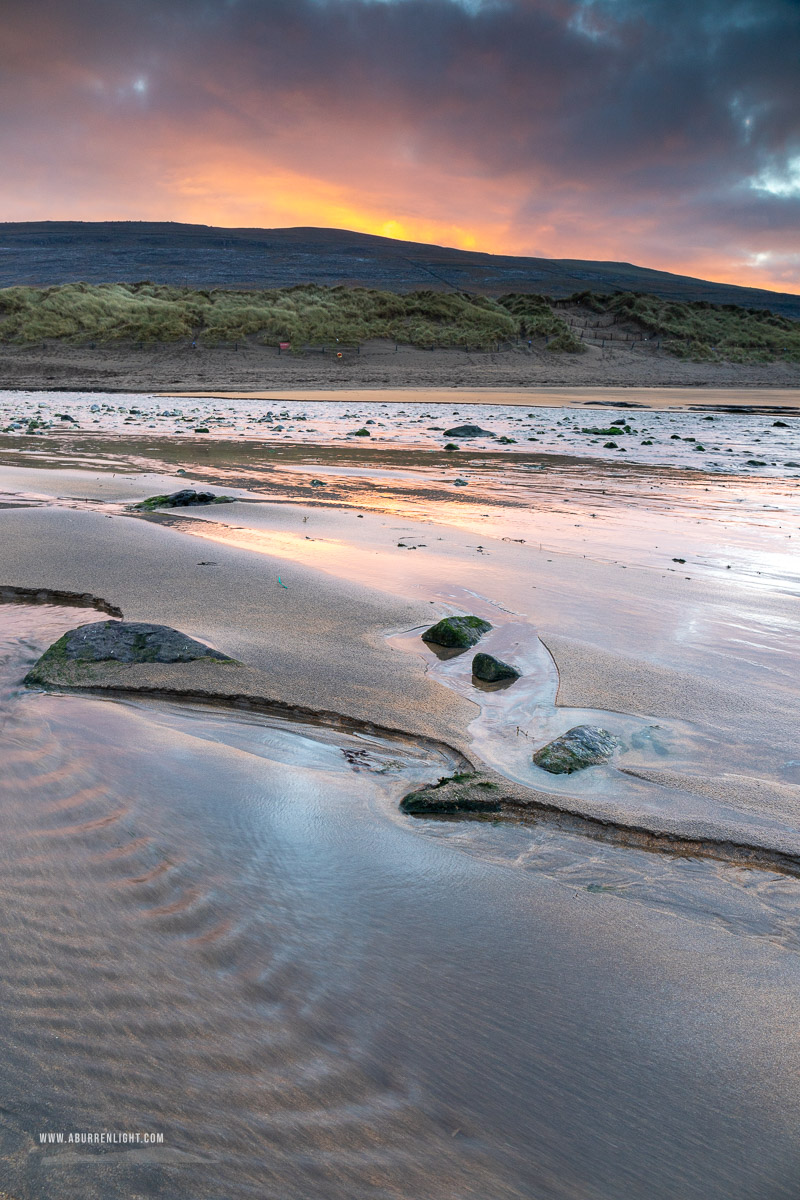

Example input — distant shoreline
[161,386,800,412]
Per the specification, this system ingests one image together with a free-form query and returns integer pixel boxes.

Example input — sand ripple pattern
[0,605,525,1200]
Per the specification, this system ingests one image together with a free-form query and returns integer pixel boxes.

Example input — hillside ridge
[1,221,798,319]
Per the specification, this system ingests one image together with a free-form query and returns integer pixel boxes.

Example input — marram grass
[0,282,577,352]
[0,281,796,361]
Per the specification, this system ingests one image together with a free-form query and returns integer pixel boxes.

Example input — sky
[1,0,799,292]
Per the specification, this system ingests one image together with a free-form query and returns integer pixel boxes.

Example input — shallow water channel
[3,601,800,1199]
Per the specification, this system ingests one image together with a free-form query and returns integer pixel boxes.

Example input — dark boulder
[533,725,620,774]
[472,652,520,683]
[443,424,495,438]
[422,615,492,648]
[26,621,234,685]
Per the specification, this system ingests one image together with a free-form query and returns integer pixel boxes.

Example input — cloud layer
[1,0,798,289]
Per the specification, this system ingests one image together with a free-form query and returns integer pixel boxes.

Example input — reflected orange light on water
[166,518,475,599]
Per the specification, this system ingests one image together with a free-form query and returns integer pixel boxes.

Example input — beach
[1,388,800,1197]
[1,336,800,394]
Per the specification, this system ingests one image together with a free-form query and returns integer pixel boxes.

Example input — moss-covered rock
[472,652,520,683]
[533,725,620,774]
[25,621,235,686]
[135,489,234,511]
[421,615,492,649]
[401,773,501,814]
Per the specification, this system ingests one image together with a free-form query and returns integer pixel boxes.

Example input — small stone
[472,652,520,683]
[422,615,492,649]
[533,725,620,774]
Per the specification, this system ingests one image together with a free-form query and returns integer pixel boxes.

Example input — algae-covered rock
[472,652,520,683]
[401,773,501,815]
[443,424,495,438]
[533,725,620,774]
[422,615,492,649]
[26,621,234,686]
[135,489,233,511]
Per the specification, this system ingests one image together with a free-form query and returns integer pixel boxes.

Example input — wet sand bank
[167,384,800,411]
[2,451,798,855]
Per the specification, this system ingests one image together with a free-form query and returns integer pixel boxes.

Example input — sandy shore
[1,335,799,392]
[2,454,799,858]
[3,439,800,1199]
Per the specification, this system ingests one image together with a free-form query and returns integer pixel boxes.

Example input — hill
[1,221,799,320]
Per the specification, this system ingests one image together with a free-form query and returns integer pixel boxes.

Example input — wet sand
[1,446,799,844]
[2,602,800,1200]
[2,402,800,1197]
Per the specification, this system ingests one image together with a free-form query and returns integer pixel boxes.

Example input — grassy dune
[570,291,800,362]
[0,281,796,361]
[0,283,517,350]
[0,282,582,352]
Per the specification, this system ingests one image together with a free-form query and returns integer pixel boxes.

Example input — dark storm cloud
[0,0,798,285]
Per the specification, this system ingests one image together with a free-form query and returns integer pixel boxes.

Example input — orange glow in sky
[0,0,798,295]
